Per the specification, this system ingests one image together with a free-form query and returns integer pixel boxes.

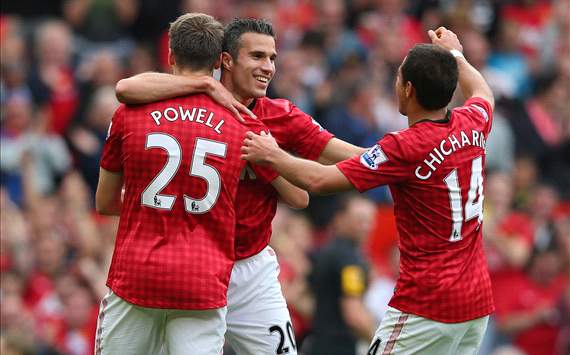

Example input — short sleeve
[100,105,125,172]
[283,104,334,160]
[336,134,410,192]
[464,97,494,134]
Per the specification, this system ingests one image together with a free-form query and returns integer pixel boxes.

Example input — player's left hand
[428,27,463,53]
[241,131,279,165]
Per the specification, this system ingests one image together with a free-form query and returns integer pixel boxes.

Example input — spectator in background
[487,20,531,99]
[28,20,79,136]
[0,95,72,202]
[323,78,381,149]
[507,70,569,195]
[511,155,539,211]
[527,183,560,250]
[63,0,138,44]
[494,238,567,355]
[305,194,376,355]
[484,172,534,278]
[68,86,119,193]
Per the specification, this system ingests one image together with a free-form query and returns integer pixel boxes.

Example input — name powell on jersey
[360,145,388,170]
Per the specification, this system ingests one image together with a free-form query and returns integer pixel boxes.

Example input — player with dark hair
[115,17,364,354]
[94,13,306,355]
[242,27,496,354]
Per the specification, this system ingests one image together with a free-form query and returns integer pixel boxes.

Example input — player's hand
[241,131,279,165]
[206,78,256,122]
[428,27,463,53]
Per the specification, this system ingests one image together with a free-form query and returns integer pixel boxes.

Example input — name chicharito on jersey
[149,106,225,134]
[415,129,486,180]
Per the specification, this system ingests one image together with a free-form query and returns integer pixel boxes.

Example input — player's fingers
[235,101,257,119]
[230,106,245,122]
[428,30,438,42]
[260,131,268,136]
[245,131,256,139]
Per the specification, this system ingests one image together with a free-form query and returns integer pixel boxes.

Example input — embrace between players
[95,12,495,355]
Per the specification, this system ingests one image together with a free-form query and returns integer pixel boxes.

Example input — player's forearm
[115,72,211,104]
[267,149,337,194]
[271,177,309,209]
[318,138,366,165]
[456,57,495,109]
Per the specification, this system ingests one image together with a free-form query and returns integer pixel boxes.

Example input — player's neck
[174,67,212,77]
[406,107,447,126]
[220,73,254,106]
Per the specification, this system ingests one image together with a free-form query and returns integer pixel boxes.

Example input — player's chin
[250,88,268,98]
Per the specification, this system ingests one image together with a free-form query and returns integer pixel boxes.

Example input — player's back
[386,97,494,322]
[102,94,247,310]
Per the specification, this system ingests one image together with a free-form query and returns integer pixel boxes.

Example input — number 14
[443,156,484,242]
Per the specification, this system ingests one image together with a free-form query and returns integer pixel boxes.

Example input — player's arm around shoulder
[242,132,354,195]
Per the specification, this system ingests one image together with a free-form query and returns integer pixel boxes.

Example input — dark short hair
[223,18,275,59]
[169,13,224,71]
[401,44,458,110]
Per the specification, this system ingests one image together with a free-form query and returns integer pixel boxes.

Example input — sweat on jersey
[337,97,495,323]
[100,94,275,310]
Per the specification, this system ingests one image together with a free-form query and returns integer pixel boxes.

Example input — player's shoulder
[255,97,301,119]
[452,97,493,124]
[256,97,294,111]
[376,128,434,162]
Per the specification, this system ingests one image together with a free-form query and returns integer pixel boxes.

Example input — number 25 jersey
[100,94,273,310]
[337,97,495,322]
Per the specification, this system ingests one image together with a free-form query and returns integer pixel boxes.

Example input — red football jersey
[235,98,334,259]
[337,97,495,322]
[100,94,272,310]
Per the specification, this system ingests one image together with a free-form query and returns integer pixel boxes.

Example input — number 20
[141,133,226,214]
[443,156,484,242]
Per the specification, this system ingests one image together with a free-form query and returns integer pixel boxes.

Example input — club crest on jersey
[360,145,387,170]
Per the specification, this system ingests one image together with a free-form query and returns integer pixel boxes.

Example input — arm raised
[428,28,495,110]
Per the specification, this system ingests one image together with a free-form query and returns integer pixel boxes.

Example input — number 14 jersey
[100,94,273,310]
[337,97,495,323]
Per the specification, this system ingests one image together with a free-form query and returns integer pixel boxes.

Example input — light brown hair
[169,13,224,71]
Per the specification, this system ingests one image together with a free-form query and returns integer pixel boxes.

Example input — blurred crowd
[1,0,568,355]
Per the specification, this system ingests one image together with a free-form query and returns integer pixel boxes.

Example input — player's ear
[221,51,233,71]
[168,48,175,67]
[213,53,222,70]
[405,81,414,99]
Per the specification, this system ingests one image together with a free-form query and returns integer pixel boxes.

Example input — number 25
[141,133,226,214]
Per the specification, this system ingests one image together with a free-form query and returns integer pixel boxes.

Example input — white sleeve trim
[470,104,489,122]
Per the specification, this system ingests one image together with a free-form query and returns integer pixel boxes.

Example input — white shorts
[225,246,297,355]
[367,306,489,355]
[95,290,226,355]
